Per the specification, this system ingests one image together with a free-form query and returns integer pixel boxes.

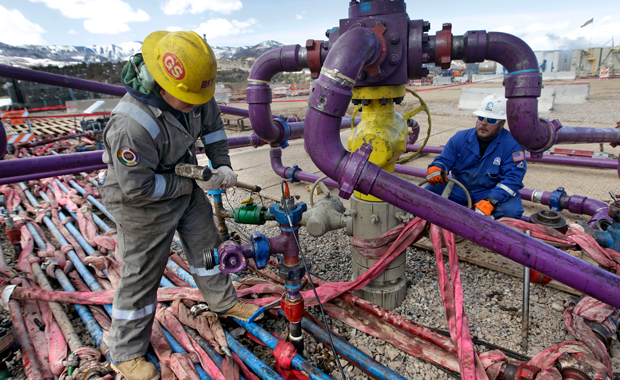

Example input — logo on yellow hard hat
[163,53,185,80]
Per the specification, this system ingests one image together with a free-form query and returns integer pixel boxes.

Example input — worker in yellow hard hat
[101,31,261,380]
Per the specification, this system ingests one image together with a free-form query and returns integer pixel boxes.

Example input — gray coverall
[101,93,238,363]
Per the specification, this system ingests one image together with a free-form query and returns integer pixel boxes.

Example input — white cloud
[525,21,570,33]
[296,14,303,20]
[162,0,242,15]
[29,0,149,34]
[195,18,256,41]
[0,5,46,45]
[68,29,78,34]
[491,25,515,34]
[167,26,183,32]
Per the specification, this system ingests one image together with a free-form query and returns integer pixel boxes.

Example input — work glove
[474,199,494,216]
[199,170,225,191]
[218,166,237,189]
[426,166,447,186]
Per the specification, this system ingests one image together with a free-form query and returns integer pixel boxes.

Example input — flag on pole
[581,18,593,28]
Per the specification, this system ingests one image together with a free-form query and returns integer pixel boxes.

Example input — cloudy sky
[0,0,618,51]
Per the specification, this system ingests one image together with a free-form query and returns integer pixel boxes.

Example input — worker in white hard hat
[425,93,527,219]
[101,30,261,380]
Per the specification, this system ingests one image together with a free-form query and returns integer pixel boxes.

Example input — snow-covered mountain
[0,40,284,68]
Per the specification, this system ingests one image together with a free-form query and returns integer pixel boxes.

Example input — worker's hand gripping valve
[426,166,447,186]
[474,197,497,218]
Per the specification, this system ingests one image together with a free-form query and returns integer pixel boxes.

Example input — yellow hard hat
[142,31,217,105]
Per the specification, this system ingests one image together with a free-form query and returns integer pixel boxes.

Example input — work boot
[219,301,263,321]
[111,357,160,380]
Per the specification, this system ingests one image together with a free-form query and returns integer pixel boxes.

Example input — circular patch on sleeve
[117,146,140,167]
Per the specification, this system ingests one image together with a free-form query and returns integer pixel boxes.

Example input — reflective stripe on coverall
[425,127,527,219]
[102,94,238,363]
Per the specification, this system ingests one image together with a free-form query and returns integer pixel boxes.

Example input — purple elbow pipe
[304,28,620,309]
[247,45,307,144]
[270,148,339,188]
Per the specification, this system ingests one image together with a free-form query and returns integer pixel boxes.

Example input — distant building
[571,47,620,76]
[534,50,572,73]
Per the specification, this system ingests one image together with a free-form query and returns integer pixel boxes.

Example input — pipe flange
[407,19,426,79]
[435,23,452,69]
[504,71,542,98]
[306,40,323,79]
[288,165,301,183]
[246,84,272,104]
[556,352,609,380]
[73,361,112,380]
[529,209,567,231]
[462,30,487,63]
[338,143,373,200]
[361,22,388,77]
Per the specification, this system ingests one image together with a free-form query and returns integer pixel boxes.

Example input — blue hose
[234,319,332,380]
[295,312,407,380]
[166,259,197,287]
[225,330,284,380]
[66,179,115,221]
[183,325,249,380]
[162,328,212,380]
[55,268,109,358]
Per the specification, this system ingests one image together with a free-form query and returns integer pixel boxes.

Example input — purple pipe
[0,151,103,178]
[406,144,618,170]
[392,164,610,226]
[460,32,620,152]
[0,164,107,185]
[0,63,126,96]
[0,120,6,160]
[247,45,308,145]
[302,28,620,309]
[520,188,611,227]
[554,127,620,145]
[270,148,339,188]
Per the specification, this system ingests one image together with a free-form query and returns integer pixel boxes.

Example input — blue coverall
[426,127,527,219]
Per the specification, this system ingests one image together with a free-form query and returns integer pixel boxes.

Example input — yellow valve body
[348,85,407,201]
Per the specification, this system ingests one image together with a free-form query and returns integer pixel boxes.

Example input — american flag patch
[512,151,525,162]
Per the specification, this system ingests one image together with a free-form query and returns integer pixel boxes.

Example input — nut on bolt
[389,33,400,44]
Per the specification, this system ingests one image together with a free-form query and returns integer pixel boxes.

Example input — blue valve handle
[248,294,284,323]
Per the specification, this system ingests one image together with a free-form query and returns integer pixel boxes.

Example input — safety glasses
[478,116,500,125]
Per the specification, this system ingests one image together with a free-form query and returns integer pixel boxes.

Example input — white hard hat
[473,93,507,120]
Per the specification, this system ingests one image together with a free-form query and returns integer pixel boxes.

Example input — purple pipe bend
[270,148,339,188]
[247,45,307,144]
[304,28,620,308]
